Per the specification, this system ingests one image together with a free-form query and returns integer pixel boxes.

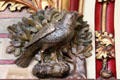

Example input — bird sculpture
[6,7,92,79]
[15,10,79,68]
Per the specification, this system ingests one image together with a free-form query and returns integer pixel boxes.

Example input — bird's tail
[15,41,42,68]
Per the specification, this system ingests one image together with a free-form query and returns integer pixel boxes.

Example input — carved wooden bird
[15,11,79,67]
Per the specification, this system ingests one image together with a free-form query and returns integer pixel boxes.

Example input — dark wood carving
[3,0,93,79]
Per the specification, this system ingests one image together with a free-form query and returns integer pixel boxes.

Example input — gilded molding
[0,1,25,11]
[0,0,58,12]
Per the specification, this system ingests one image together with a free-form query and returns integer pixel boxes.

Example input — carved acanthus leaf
[95,31,115,59]
[0,0,57,12]
[0,1,25,11]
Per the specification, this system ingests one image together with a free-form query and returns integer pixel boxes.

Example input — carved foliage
[0,1,25,11]
[95,31,115,59]
[0,0,57,12]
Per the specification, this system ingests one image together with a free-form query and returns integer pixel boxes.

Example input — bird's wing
[24,23,56,48]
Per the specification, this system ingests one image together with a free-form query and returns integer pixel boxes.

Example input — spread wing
[24,23,56,48]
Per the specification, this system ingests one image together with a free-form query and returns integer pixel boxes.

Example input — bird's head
[63,11,78,26]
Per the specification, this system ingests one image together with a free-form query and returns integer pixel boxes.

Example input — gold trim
[0,1,25,11]
[98,0,114,32]
[101,2,107,32]
[58,0,62,11]
[61,0,70,11]
[78,0,84,15]
[0,0,59,12]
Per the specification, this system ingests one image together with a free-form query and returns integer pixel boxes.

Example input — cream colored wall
[84,0,96,79]
[115,0,120,79]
